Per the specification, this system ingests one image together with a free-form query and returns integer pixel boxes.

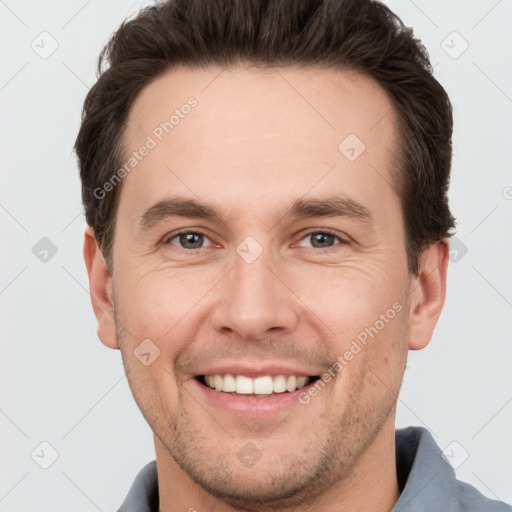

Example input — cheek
[288,261,404,339]
[327,303,408,421]
[116,309,183,428]
[113,267,221,408]
[116,266,220,340]
[288,262,409,389]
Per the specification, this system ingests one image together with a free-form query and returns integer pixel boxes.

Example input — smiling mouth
[196,374,320,397]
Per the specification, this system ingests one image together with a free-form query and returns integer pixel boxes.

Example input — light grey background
[1,0,511,509]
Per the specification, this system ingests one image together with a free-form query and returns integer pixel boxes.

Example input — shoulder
[455,479,511,512]
[118,460,159,512]
[394,426,511,512]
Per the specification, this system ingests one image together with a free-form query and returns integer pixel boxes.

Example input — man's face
[106,65,414,504]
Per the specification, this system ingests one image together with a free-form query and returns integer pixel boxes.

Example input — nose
[211,245,301,341]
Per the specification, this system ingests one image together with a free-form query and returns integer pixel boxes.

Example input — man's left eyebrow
[283,195,373,224]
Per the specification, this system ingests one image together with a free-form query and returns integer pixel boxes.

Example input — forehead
[119,64,400,229]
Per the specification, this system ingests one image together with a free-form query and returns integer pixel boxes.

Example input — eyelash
[163,228,348,252]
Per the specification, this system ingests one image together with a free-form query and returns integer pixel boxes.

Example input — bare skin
[84,65,448,512]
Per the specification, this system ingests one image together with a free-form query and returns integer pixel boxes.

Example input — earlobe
[407,239,449,351]
[83,226,119,350]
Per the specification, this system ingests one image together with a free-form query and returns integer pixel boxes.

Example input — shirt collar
[391,426,458,511]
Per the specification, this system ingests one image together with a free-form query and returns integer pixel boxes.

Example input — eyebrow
[138,194,373,231]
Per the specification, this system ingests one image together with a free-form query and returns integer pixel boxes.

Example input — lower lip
[192,378,318,417]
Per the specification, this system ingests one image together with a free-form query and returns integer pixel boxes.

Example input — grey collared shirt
[118,426,511,511]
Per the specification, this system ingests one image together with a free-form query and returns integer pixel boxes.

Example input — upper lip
[192,362,323,379]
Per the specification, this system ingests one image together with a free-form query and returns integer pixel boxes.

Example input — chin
[164,423,334,511]
[185,461,324,511]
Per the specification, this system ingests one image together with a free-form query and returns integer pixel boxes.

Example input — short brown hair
[75,0,456,275]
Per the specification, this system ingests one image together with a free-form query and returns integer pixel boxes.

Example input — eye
[165,230,213,250]
[296,230,346,249]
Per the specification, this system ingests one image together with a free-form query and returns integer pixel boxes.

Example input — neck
[155,419,401,512]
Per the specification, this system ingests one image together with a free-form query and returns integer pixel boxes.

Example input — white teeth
[235,375,253,394]
[222,374,236,392]
[202,374,312,394]
[253,376,274,394]
[273,375,287,393]
[296,376,308,389]
[286,375,297,392]
[214,375,223,391]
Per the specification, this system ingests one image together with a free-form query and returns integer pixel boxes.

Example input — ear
[407,239,449,351]
[83,226,119,349]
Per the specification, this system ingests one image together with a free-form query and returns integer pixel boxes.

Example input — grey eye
[309,233,336,248]
[168,232,212,249]
[299,232,342,249]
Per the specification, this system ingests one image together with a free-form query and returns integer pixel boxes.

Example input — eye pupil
[311,233,335,248]
[180,233,203,249]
